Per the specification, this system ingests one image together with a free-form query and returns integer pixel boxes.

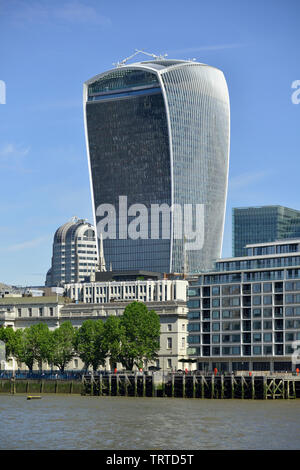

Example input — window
[28,308,32,317]
[253,284,261,293]
[181,337,185,348]
[39,307,43,317]
[264,333,272,342]
[253,296,261,305]
[167,338,172,349]
[167,324,172,331]
[167,359,172,368]
[263,308,272,318]
[264,345,273,355]
[212,286,220,296]
[263,283,272,293]
[18,308,21,317]
[49,307,53,316]
[263,295,272,305]
[253,333,261,342]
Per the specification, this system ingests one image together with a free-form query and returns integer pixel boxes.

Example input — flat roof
[0,296,66,305]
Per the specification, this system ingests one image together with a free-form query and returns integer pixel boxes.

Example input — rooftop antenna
[113,49,168,67]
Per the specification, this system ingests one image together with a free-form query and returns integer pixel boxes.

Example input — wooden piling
[152,375,156,397]
[292,380,296,399]
[99,374,103,396]
[182,374,186,398]
[134,374,137,397]
[211,375,215,399]
[193,375,196,399]
[231,375,235,399]
[142,375,146,397]
[162,375,166,398]
[171,374,175,398]
[251,375,255,399]
[90,377,94,396]
[263,376,267,400]
[201,376,205,399]
[221,375,224,399]
[108,374,112,396]
[116,375,120,397]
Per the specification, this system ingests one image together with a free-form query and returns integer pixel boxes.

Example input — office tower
[84,57,230,273]
[45,217,98,286]
[233,206,300,257]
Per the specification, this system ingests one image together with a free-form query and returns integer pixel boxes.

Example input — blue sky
[0,0,299,286]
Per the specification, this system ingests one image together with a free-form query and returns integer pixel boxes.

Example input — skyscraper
[84,56,230,273]
[45,217,98,286]
[233,206,300,257]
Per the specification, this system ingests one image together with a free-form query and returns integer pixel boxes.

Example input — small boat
[27,396,42,400]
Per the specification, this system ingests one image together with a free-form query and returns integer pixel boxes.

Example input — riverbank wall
[2,374,300,399]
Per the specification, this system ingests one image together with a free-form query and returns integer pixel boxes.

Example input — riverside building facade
[0,296,188,372]
[64,279,188,304]
[84,56,230,274]
[45,217,98,287]
[187,239,300,373]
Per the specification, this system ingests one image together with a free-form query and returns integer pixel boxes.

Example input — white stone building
[0,296,188,372]
[64,279,188,304]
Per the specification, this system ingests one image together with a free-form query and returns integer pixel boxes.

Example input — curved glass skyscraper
[84,59,230,273]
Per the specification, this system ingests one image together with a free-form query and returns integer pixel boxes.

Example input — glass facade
[187,240,300,372]
[233,206,300,257]
[84,60,230,273]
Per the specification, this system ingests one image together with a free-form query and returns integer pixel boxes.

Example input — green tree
[74,319,108,372]
[49,321,75,373]
[103,316,125,368]
[118,302,160,370]
[17,324,51,371]
[0,326,16,360]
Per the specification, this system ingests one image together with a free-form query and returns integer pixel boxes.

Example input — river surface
[0,394,300,450]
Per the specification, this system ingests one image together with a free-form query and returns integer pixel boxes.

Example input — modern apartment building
[0,296,188,372]
[187,239,300,373]
[233,206,300,257]
[84,56,230,274]
[45,217,98,287]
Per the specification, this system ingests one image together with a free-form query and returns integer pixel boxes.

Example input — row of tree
[0,302,160,372]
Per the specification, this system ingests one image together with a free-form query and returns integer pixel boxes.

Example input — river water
[0,394,300,450]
